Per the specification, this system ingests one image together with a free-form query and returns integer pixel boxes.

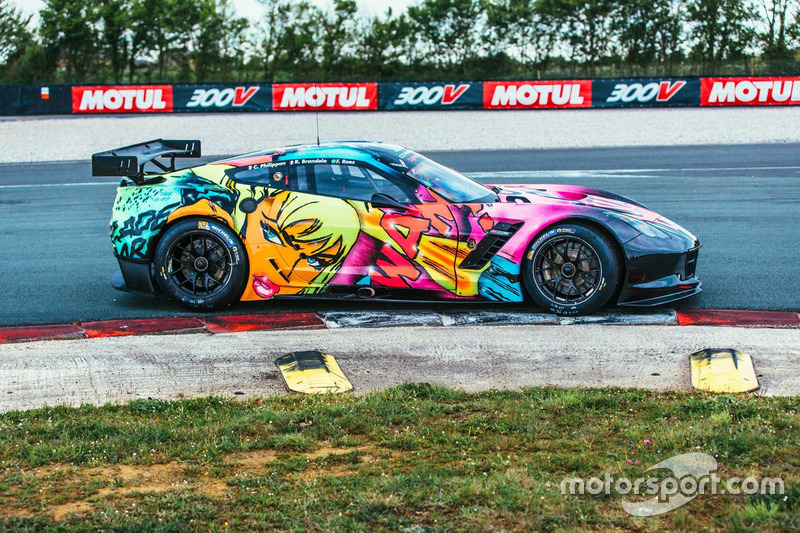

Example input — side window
[228,164,290,188]
[312,164,414,204]
[366,168,414,203]
[295,165,311,193]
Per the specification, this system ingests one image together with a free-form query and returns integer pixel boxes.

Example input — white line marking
[467,171,661,179]
[0,182,117,189]
[476,165,800,174]
[466,166,800,180]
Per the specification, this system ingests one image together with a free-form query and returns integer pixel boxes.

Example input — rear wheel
[523,223,620,315]
[154,218,248,311]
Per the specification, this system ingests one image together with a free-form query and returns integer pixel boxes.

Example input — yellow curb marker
[276,350,353,394]
[690,348,759,393]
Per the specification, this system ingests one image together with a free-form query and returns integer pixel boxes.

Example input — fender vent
[683,247,699,279]
[459,222,523,270]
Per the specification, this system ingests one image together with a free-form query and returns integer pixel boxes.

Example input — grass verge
[0,384,798,531]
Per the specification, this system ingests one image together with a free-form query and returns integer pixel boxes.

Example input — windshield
[406,158,497,203]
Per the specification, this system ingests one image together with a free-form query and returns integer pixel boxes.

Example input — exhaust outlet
[357,287,376,299]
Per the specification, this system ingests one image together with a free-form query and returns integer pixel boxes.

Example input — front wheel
[522,223,620,316]
[154,218,248,311]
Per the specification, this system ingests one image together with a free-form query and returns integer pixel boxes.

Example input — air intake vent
[459,222,523,270]
[684,247,699,279]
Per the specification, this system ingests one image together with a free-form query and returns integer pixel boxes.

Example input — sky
[13,0,417,22]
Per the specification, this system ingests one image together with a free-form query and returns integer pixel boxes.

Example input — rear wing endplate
[92,139,201,184]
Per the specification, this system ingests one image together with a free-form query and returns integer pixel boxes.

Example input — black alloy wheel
[154,218,248,311]
[165,231,232,298]
[533,235,601,306]
[523,223,620,315]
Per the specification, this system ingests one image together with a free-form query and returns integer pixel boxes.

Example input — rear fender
[110,184,184,263]
[111,173,240,263]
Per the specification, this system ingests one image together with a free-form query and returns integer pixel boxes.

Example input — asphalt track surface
[1,143,798,326]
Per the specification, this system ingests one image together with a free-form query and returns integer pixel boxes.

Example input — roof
[216,141,421,173]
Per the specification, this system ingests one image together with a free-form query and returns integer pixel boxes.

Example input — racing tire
[522,223,620,316]
[154,218,248,311]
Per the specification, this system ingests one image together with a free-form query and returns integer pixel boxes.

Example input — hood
[490,184,661,222]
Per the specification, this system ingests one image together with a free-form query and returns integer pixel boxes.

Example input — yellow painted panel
[276,351,353,394]
[690,348,759,393]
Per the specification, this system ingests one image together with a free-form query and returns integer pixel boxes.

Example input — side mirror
[370,192,408,209]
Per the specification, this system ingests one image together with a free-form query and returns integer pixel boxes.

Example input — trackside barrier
[0,85,72,115]
[3,76,800,115]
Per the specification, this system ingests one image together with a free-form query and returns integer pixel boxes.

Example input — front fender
[501,207,643,267]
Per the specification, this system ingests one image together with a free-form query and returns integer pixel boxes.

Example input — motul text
[273,83,377,111]
[702,77,800,105]
[484,81,592,109]
[72,86,173,113]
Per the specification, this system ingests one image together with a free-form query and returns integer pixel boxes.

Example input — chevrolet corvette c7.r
[95,139,701,315]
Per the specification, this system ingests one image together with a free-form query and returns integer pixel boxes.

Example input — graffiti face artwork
[243,190,361,298]
[106,141,701,315]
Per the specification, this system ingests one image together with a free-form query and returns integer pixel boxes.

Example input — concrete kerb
[0,309,798,345]
[1,321,799,412]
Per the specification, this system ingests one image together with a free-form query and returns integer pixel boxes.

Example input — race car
[95,139,701,315]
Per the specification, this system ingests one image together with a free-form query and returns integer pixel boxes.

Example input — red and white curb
[0,309,797,345]
[675,309,800,328]
[0,312,325,344]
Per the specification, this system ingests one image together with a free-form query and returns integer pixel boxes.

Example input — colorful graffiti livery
[103,141,701,315]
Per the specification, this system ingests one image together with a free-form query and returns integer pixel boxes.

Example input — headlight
[655,216,698,242]
[609,212,671,239]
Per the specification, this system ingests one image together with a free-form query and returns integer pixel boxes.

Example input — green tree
[97,0,130,82]
[0,0,47,83]
[539,0,620,76]
[615,0,685,74]
[164,0,205,80]
[39,0,100,81]
[319,0,357,77]
[687,0,757,64]
[258,0,291,81]
[126,0,204,81]
[127,0,153,82]
[192,0,249,81]
[483,0,558,74]
[758,0,794,59]
[0,0,30,65]
[407,0,483,74]
[354,8,412,79]
[257,0,320,81]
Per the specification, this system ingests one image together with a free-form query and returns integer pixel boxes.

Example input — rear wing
[92,139,201,184]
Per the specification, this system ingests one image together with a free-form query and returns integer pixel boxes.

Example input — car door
[286,161,461,296]
[227,161,316,297]
[253,162,360,291]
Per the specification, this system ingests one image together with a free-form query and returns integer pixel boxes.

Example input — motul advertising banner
[701,77,800,106]
[172,84,271,112]
[484,80,592,109]
[593,78,699,108]
[272,83,378,111]
[11,76,800,116]
[380,82,483,110]
[72,85,173,113]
